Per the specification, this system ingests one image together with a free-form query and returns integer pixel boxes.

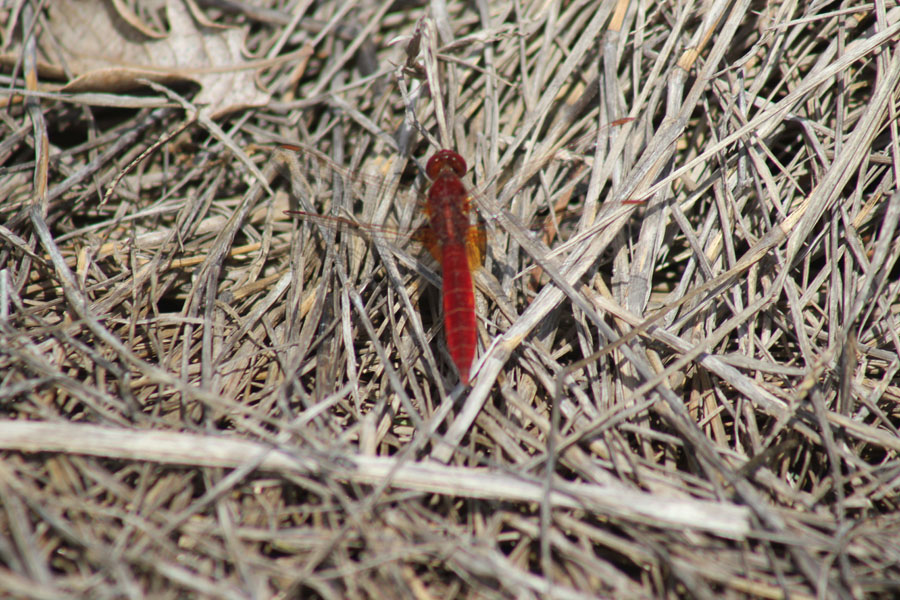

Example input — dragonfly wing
[465,226,486,270]
[417,225,441,263]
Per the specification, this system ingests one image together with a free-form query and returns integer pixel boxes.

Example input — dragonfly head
[426,149,467,179]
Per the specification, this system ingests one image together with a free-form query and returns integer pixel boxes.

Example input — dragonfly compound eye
[426,149,467,179]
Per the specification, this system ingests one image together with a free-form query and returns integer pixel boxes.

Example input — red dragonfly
[284,147,485,385]
[419,149,486,384]
[281,119,637,384]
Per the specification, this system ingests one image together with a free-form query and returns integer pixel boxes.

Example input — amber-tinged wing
[417,225,441,263]
[415,223,483,271]
[465,225,486,270]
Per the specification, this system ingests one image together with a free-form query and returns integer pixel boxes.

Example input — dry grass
[2,0,900,597]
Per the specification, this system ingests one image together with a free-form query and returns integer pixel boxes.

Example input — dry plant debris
[45,0,271,117]
[1,0,900,598]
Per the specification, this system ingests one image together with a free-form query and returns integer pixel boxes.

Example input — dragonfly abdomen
[440,243,477,383]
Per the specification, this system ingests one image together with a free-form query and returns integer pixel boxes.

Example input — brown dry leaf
[46,0,270,118]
